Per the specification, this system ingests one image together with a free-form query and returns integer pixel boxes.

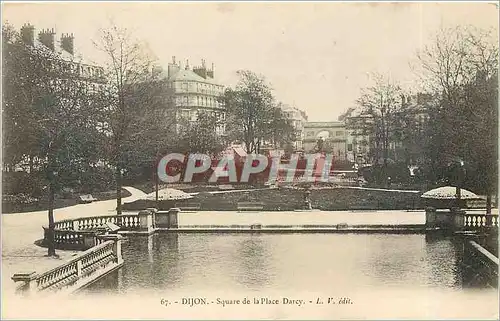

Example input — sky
[3,2,499,121]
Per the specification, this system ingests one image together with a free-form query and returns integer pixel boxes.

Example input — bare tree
[417,26,498,212]
[94,25,169,215]
[417,26,498,102]
[355,74,405,172]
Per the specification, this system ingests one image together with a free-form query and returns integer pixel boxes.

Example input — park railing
[463,240,498,288]
[464,212,499,229]
[12,234,123,295]
[54,214,141,231]
[426,207,499,231]
[45,208,181,250]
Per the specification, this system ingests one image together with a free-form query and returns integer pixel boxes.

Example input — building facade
[20,23,106,89]
[6,23,106,173]
[165,57,226,135]
[303,121,348,161]
[278,104,308,151]
[344,114,372,165]
[343,93,432,165]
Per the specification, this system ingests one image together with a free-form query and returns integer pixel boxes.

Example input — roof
[168,69,222,86]
[31,39,100,68]
[421,186,481,200]
[304,121,345,128]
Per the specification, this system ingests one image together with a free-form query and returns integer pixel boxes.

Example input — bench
[78,194,97,204]
[237,202,265,212]
[178,203,202,212]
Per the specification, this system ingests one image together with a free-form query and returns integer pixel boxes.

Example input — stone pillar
[11,272,38,295]
[425,207,437,227]
[168,208,180,228]
[138,210,154,233]
[155,210,170,228]
[452,208,466,231]
[100,234,124,264]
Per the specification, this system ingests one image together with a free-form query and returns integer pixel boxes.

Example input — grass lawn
[2,188,132,214]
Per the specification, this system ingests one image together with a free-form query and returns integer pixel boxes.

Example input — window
[184,96,188,105]
[336,131,343,136]
[182,82,188,91]
[347,144,353,152]
[180,109,190,119]
[190,110,198,121]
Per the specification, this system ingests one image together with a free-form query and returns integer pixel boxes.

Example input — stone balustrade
[463,240,498,287]
[12,234,123,295]
[464,213,499,228]
[425,207,499,231]
[45,208,179,250]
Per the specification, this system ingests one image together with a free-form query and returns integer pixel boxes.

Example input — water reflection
[233,235,273,289]
[84,233,495,295]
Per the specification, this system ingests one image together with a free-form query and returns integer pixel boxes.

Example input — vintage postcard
[1,1,499,320]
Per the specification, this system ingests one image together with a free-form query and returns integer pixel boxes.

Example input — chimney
[185,59,189,70]
[207,62,214,79]
[193,59,208,79]
[20,23,35,46]
[60,33,74,55]
[38,28,56,51]
[167,56,180,78]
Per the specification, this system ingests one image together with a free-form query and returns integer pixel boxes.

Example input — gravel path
[1,186,146,294]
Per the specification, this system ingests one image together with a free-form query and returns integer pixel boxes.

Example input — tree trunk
[116,164,122,215]
[47,180,56,257]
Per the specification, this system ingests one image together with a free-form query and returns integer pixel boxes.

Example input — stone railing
[45,208,180,250]
[54,214,142,231]
[464,213,499,229]
[48,229,97,250]
[425,207,499,231]
[463,240,498,288]
[12,234,123,295]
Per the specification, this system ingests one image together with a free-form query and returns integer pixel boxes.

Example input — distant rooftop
[304,121,344,128]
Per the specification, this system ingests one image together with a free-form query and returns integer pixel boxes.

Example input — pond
[80,233,498,319]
